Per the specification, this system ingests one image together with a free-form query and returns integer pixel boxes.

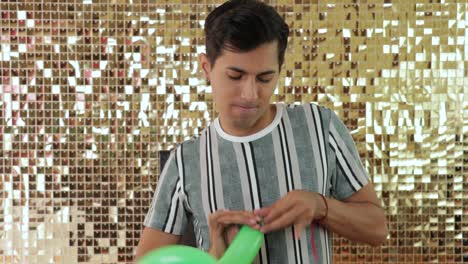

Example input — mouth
[233,104,258,113]
[237,105,257,110]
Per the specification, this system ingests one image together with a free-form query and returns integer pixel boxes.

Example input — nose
[240,77,259,101]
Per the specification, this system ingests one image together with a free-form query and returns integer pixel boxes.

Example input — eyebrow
[226,67,276,77]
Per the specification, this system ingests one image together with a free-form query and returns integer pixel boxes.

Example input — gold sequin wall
[0,0,466,263]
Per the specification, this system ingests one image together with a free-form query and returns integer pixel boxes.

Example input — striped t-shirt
[144,103,369,264]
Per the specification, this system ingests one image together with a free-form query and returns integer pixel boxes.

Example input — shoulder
[283,102,332,115]
[172,125,211,157]
[284,102,333,126]
[178,133,202,149]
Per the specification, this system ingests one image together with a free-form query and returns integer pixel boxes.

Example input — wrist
[208,241,226,259]
[314,193,328,221]
[208,247,222,259]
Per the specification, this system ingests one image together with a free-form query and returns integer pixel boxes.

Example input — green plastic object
[218,225,264,264]
[138,245,217,264]
[138,225,264,264]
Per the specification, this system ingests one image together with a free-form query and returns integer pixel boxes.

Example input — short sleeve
[144,149,188,235]
[328,111,370,200]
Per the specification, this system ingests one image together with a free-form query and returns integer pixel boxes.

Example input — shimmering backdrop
[0,0,466,263]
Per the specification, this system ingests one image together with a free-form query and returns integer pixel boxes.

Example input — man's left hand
[254,190,326,239]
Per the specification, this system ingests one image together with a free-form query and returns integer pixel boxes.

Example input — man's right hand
[208,209,261,259]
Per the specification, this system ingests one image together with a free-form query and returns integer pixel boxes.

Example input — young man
[136,0,388,263]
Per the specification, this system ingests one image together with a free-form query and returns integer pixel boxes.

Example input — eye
[228,74,242,80]
[257,77,272,83]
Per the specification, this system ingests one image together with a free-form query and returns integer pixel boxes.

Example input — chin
[231,113,261,128]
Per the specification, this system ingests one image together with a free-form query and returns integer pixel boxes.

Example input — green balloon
[138,225,264,264]
[138,245,216,264]
[218,225,264,264]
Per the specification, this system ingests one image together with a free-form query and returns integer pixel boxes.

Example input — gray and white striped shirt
[145,103,369,264]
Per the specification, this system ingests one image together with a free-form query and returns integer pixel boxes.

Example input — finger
[208,210,226,226]
[224,225,240,244]
[294,222,306,240]
[208,210,231,238]
[208,209,229,221]
[263,199,296,224]
[217,211,260,225]
[210,209,252,221]
[260,206,305,233]
[218,214,257,226]
[254,207,271,218]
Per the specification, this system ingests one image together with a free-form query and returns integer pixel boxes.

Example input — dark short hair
[204,0,289,69]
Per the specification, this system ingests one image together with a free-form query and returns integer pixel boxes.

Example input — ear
[198,53,211,79]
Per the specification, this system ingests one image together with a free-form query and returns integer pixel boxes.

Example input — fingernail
[249,219,256,224]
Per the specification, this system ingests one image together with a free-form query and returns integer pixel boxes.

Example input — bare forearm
[319,197,388,246]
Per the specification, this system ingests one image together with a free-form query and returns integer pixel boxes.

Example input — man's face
[200,41,280,135]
